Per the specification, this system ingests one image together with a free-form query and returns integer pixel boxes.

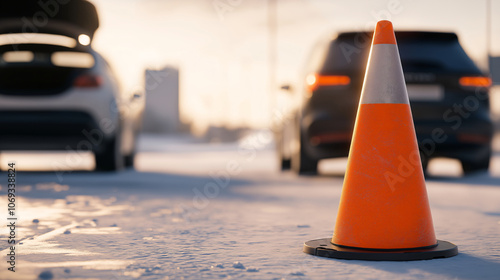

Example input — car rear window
[0,45,95,95]
[398,38,478,73]
[1,51,95,69]
[321,34,370,74]
[321,32,479,74]
[51,52,95,68]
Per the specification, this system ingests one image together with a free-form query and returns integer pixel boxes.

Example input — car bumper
[0,87,120,136]
[301,112,493,162]
[415,120,493,162]
[0,110,113,151]
[301,111,354,160]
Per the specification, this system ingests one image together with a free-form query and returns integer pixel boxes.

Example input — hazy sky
[90,0,500,131]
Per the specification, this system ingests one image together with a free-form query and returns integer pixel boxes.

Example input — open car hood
[0,0,99,40]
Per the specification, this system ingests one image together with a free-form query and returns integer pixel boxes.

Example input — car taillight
[306,73,350,92]
[459,76,492,88]
[74,74,103,88]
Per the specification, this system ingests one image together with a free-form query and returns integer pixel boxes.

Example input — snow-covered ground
[0,132,500,279]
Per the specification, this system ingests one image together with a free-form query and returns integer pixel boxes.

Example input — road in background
[0,133,499,279]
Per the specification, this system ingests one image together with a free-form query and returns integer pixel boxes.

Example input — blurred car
[277,31,493,175]
[0,0,144,171]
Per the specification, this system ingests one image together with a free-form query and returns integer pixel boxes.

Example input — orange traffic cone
[303,20,458,261]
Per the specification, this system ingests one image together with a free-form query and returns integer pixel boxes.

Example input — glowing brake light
[459,76,492,88]
[74,74,103,88]
[306,74,351,92]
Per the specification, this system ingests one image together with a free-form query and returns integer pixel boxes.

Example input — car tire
[95,135,124,172]
[124,152,135,168]
[292,132,318,175]
[281,158,291,170]
[420,152,429,176]
[276,132,291,171]
[461,157,490,175]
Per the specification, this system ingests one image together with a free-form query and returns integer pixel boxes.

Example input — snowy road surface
[1,132,500,280]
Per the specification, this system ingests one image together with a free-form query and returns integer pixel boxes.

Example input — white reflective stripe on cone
[359,44,409,105]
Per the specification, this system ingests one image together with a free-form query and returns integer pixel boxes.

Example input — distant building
[142,67,180,133]
[490,56,500,85]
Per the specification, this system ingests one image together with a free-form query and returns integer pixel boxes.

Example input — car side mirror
[130,91,143,102]
[280,84,293,93]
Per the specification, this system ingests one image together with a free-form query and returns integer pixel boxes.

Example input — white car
[0,0,144,171]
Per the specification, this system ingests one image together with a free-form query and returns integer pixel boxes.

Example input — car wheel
[420,152,429,176]
[276,132,291,171]
[292,132,318,175]
[461,157,490,175]
[124,152,135,168]
[95,136,124,172]
[281,158,291,170]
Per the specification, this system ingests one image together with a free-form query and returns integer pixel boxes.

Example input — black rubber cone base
[304,238,458,261]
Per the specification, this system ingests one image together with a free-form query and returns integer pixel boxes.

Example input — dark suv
[277,31,493,175]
